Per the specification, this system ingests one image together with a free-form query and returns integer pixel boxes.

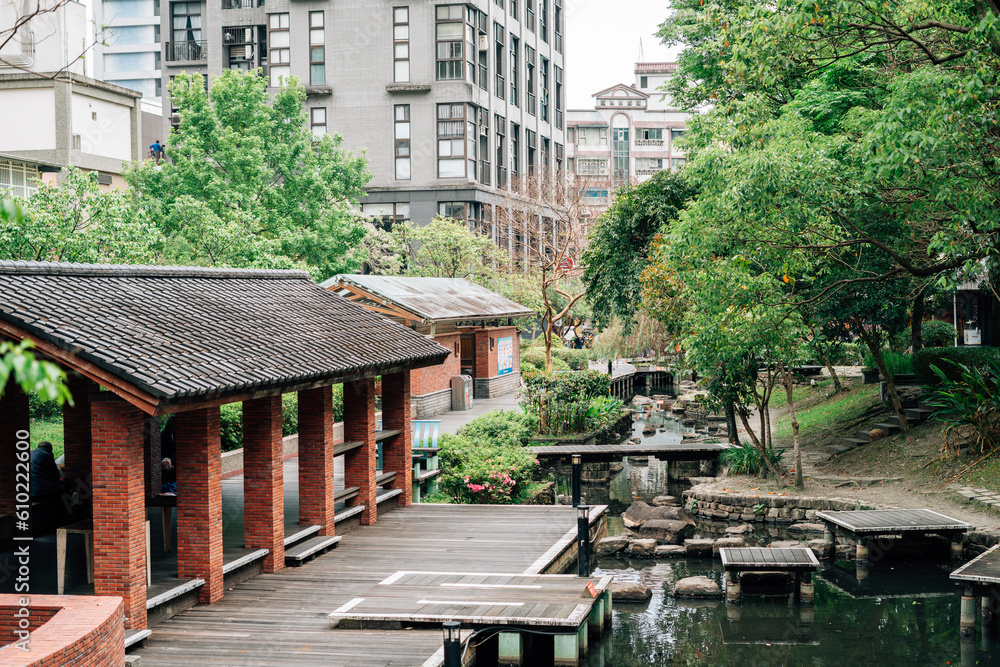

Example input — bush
[520,347,571,373]
[921,320,958,348]
[826,342,864,366]
[218,385,344,452]
[438,433,540,504]
[551,347,591,370]
[720,442,785,476]
[914,347,1000,383]
[520,370,613,435]
[924,360,1000,454]
[456,410,539,447]
[861,348,913,376]
[587,396,625,430]
[28,391,62,422]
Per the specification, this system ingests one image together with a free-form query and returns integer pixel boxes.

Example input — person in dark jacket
[30,441,65,500]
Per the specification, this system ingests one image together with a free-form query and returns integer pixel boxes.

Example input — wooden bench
[57,519,151,595]
[720,546,819,604]
[284,535,341,566]
[411,420,441,502]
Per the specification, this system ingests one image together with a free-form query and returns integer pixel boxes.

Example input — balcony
[635,168,663,176]
[635,139,664,147]
[165,41,207,62]
[222,0,260,8]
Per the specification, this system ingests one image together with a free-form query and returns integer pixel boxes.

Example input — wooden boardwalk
[720,547,819,572]
[532,441,729,462]
[952,543,1000,587]
[816,509,971,536]
[134,504,603,666]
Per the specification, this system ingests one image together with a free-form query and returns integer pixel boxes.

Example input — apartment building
[158,0,566,230]
[566,62,689,218]
[92,0,165,106]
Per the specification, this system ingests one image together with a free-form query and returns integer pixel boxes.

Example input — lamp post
[577,504,591,577]
[443,621,462,667]
[571,454,582,507]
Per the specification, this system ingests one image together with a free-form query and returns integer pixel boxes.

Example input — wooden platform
[134,504,607,666]
[331,571,612,629]
[952,543,1000,588]
[720,547,819,572]
[816,509,971,536]
[532,441,729,462]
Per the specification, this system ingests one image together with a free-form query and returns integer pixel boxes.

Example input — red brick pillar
[176,407,223,604]
[243,396,284,572]
[91,394,147,629]
[62,375,97,489]
[298,387,335,535]
[343,378,377,525]
[143,415,162,498]
[0,383,29,515]
[381,371,412,507]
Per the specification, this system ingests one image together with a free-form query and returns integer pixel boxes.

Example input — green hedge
[915,347,1000,383]
[218,385,344,452]
[520,347,572,374]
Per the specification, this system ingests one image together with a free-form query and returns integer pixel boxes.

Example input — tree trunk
[779,361,804,489]
[725,399,740,445]
[821,349,843,393]
[736,405,781,480]
[860,329,909,432]
[911,288,926,353]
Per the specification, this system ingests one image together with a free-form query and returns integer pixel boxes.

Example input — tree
[582,170,696,332]
[0,167,162,263]
[127,70,371,279]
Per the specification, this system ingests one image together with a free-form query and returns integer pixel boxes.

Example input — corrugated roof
[0,262,450,409]
[321,275,535,322]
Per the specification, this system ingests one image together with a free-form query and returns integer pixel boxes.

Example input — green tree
[0,167,162,263]
[127,70,371,278]
[582,156,696,333]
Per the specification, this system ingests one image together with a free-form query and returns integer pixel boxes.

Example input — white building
[0,0,143,193]
[91,0,164,106]
[566,62,689,217]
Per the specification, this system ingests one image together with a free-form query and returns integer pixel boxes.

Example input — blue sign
[497,336,514,376]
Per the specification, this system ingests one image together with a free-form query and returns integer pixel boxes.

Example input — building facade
[0,0,143,191]
[159,0,566,229]
[566,62,689,218]
[91,0,164,106]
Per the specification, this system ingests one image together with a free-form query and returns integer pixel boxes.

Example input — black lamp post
[443,621,461,667]
[571,454,582,507]
[577,504,591,577]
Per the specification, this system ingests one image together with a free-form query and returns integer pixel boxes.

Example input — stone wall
[412,389,452,418]
[683,487,869,524]
[474,371,520,399]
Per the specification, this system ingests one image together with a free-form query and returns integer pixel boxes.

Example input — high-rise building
[159,0,566,229]
[566,62,689,218]
[92,0,165,106]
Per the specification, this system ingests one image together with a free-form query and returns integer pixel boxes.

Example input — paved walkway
[433,392,520,436]
[587,359,636,378]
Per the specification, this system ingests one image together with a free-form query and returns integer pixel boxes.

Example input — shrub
[921,321,958,348]
[520,370,613,435]
[456,410,539,447]
[914,346,1000,383]
[861,348,913,376]
[587,396,625,430]
[720,442,785,476]
[28,391,62,421]
[826,342,864,366]
[520,347,571,373]
[438,433,539,504]
[925,360,1000,454]
[551,347,591,370]
[217,385,343,452]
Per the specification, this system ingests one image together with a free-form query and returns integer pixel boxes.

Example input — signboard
[558,256,576,272]
[964,328,982,345]
[585,581,598,598]
[497,336,514,376]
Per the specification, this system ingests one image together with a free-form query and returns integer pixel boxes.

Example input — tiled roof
[0,261,450,407]
[321,275,535,322]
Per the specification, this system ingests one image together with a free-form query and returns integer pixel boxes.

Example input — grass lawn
[773,383,880,442]
[30,417,64,458]
[768,379,834,409]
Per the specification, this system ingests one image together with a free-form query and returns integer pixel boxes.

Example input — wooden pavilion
[0,261,449,631]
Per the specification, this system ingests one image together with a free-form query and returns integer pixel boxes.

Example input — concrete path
[433,392,521,436]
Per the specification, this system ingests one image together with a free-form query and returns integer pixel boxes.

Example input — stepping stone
[611,582,652,601]
[673,576,722,599]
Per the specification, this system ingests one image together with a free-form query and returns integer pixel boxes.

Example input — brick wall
[142,415,162,498]
[412,333,461,398]
[62,375,97,488]
[90,394,147,629]
[380,371,412,507]
[176,407,224,605]
[298,387,336,535]
[0,595,124,666]
[343,378,377,525]
[0,384,29,515]
[472,326,520,399]
[0,606,58,644]
[242,395,285,572]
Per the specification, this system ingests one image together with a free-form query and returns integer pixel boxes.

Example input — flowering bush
[439,432,539,504]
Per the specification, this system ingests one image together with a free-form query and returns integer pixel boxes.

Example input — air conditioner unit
[478,34,488,50]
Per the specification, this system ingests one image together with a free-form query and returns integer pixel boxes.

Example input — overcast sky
[565,0,680,108]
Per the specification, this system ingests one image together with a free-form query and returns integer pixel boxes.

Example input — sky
[565,0,681,109]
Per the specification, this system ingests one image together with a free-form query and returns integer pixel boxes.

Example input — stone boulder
[622,501,694,529]
[637,519,695,545]
[684,538,715,558]
[807,539,834,559]
[787,523,826,535]
[642,424,657,436]
[652,495,678,507]
[628,539,658,559]
[725,523,754,535]
[611,582,652,602]
[631,395,655,407]
[595,536,629,557]
[655,545,687,558]
[673,576,723,599]
[768,540,804,549]
[713,537,747,556]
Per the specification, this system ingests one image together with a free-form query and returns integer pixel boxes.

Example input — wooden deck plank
[720,547,819,572]
[816,509,970,534]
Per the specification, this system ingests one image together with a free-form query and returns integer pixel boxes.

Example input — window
[555,142,563,172]
[525,45,535,115]
[437,103,475,179]
[268,13,290,87]
[511,123,520,180]
[541,137,549,174]
[435,5,465,80]
[639,128,663,141]
[576,127,607,145]
[540,57,549,121]
[554,1,562,52]
[670,128,687,147]
[495,113,506,187]
[582,188,608,199]
[393,7,409,82]
[311,107,327,137]
[554,65,563,129]
[577,158,608,176]
[613,127,630,186]
[640,75,648,88]
[494,23,504,100]
[509,36,519,106]
[223,26,265,72]
[170,2,202,60]
[539,0,548,42]
[395,105,410,180]
[362,202,410,231]
[525,0,534,31]
[672,157,687,169]
[527,129,536,174]
[566,127,574,142]
[636,158,663,173]
[566,157,574,173]
[509,0,517,18]
[0,159,39,199]
[309,12,325,85]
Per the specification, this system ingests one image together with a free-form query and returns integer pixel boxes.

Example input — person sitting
[160,415,177,495]
[30,442,70,525]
